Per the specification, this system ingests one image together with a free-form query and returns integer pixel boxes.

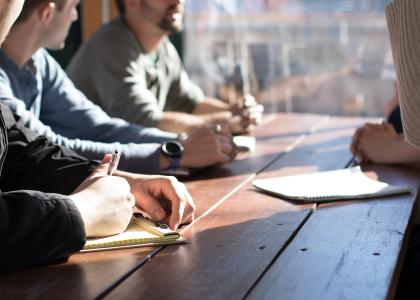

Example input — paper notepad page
[253,166,411,202]
[82,213,184,252]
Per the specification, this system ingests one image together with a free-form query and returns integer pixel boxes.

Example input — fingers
[101,154,112,164]
[382,122,398,135]
[136,178,195,230]
[176,182,195,224]
[128,193,136,208]
[351,127,363,155]
[216,134,236,162]
[156,179,190,230]
[89,153,113,179]
[137,191,167,222]
[242,104,264,126]
[243,104,264,118]
[164,180,185,230]
[219,123,231,136]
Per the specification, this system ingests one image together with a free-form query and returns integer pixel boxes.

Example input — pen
[107,150,120,176]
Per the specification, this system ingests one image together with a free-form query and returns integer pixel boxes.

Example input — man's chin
[159,21,183,34]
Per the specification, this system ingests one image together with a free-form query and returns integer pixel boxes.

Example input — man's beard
[158,18,183,33]
[140,0,184,34]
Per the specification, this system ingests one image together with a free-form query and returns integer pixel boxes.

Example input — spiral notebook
[253,166,411,203]
[82,213,185,252]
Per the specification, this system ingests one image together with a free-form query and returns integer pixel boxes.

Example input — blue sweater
[0,49,177,173]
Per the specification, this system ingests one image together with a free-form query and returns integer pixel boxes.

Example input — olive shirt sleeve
[0,103,97,272]
[386,0,420,149]
[164,41,205,113]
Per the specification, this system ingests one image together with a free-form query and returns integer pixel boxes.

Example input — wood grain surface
[104,116,374,300]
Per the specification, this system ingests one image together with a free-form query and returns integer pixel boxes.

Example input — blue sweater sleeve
[0,50,177,173]
[39,50,176,144]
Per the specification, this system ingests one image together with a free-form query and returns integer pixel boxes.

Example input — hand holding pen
[70,152,135,237]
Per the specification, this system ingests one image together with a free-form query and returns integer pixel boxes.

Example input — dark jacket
[0,102,98,272]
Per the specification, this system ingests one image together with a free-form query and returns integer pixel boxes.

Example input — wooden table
[1,113,418,300]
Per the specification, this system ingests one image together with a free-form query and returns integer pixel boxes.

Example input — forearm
[158,111,205,133]
[192,97,230,115]
[158,111,231,134]
[396,139,420,164]
[377,137,420,164]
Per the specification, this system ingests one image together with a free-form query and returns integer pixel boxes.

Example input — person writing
[0,0,194,273]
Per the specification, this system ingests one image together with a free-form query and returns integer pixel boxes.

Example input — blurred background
[54,0,394,118]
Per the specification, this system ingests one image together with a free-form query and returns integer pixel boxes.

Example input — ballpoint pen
[107,150,120,176]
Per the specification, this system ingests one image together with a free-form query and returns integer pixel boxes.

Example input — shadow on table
[256,124,362,142]
[186,134,353,182]
[0,209,310,300]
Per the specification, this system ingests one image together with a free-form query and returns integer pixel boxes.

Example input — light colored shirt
[0,48,178,173]
[67,17,204,128]
[386,0,420,149]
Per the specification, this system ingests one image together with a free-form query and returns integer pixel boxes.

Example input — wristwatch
[161,141,184,170]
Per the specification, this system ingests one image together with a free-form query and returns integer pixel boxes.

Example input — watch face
[162,141,184,158]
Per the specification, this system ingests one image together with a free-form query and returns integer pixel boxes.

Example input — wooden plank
[0,247,158,300]
[247,165,420,300]
[104,187,312,300]
[257,116,371,178]
[0,114,323,300]
[104,116,370,300]
[185,113,327,217]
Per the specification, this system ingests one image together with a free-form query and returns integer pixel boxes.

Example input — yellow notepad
[253,166,411,203]
[82,213,185,252]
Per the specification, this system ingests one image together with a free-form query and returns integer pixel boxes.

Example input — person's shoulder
[75,17,140,65]
[0,50,17,80]
[33,48,62,71]
[0,65,11,85]
[33,48,58,64]
[87,17,136,49]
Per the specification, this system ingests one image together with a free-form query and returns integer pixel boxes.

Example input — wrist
[160,141,184,170]
[159,152,170,170]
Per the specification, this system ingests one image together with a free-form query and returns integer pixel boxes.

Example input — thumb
[92,154,113,176]
[101,153,112,164]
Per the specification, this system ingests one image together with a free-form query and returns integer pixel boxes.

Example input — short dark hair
[115,0,125,15]
[15,0,66,24]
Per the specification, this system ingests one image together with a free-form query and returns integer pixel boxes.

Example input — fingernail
[154,209,165,220]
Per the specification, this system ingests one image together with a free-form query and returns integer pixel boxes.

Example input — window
[184,0,394,117]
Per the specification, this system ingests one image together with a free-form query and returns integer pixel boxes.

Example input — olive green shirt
[67,17,204,127]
